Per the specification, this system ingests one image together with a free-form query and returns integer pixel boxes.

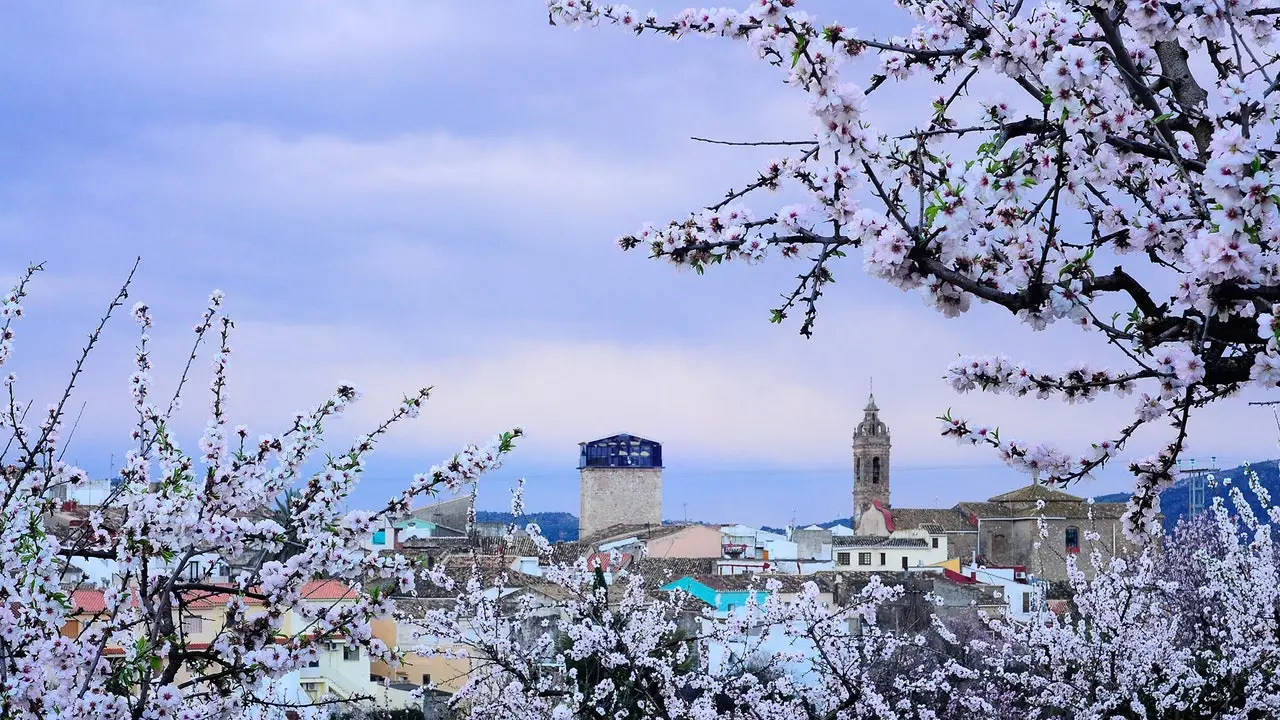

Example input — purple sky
[2,1,1274,527]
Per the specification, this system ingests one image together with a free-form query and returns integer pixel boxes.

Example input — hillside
[761,518,854,535]
[1089,459,1279,533]
[474,511,580,543]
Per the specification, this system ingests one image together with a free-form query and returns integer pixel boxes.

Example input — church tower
[852,392,891,523]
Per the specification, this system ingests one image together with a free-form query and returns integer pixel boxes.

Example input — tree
[547,0,1280,539]
[0,262,521,719]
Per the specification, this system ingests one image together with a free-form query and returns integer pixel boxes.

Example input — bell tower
[852,391,891,523]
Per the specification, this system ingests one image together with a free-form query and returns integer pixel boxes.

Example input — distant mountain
[761,518,853,535]
[475,511,579,543]
[1088,459,1280,533]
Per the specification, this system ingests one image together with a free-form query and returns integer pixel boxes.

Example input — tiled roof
[621,557,715,591]
[832,535,928,548]
[953,502,1004,521]
[71,589,106,613]
[988,484,1083,504]
[955,498,1127,520]
[543,542,589,564]
[595,523,713,548]
[890,508,978,532]
[578,524,652,547]
[400,553,542,599]
[301,579,357,601]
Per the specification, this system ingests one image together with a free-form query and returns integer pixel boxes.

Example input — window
[858,552,872,566]
[872,458,881,484]
[879,552,886,565]
[184,561,201,581]
[931,538,939,549]
[372,530,386,545]
[343,645,359,661]
[837,552,850,566]
[901,556,909,571]
[306,658,320,668]
[1065,526,1080,554]
[855,457,860,481]
[1022,593,1031,613]
[993,533,1008,556]
[422,674,432,687]
[181,615,203,634]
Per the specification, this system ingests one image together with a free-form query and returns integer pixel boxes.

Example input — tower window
[1065,527,1080,554]
[872,457,881,485]
[855,457,860,481]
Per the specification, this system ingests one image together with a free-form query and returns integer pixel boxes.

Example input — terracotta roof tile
[71,589,105,613]
[300,579,358,601]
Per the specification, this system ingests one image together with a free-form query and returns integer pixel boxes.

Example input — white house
[832,528,948,572]
[961,564,1047,622]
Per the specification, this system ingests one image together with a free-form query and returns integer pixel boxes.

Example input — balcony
[722,543,747,559]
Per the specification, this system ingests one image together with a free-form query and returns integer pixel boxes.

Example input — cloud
[0,2,494,90]
[31,291,1265,477]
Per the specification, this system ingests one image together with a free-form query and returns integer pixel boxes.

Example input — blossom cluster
[0,269,518,719]
[548,0,1280,538]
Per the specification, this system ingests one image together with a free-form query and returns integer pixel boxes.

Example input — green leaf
[769,309,786,324]
[1152,112,1177,123]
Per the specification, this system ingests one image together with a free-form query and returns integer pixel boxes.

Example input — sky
[1,1,1275,528]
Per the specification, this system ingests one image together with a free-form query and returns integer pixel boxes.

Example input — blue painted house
[661,575,819,614]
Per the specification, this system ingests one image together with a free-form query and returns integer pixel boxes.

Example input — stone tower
[578,433,663,539]
[852,393,891,523]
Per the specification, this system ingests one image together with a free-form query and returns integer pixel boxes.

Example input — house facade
[831,528,948,571]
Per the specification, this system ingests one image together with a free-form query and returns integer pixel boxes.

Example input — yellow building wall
[370,616,473,693]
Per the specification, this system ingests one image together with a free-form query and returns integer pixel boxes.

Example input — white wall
[962,565,1046,622]
[67,480,112,506]
[834,530,948,571]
